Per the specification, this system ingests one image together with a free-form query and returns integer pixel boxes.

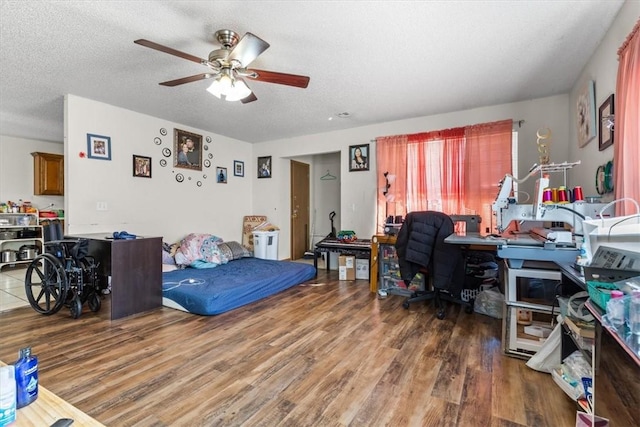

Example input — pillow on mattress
[217,241,253,261]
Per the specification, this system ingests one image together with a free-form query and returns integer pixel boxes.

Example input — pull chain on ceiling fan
[134,29,310,103]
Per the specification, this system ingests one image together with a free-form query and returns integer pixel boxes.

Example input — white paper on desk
[582,215,640,262]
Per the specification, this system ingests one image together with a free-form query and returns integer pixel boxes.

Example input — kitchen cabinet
[0,213,43,271]
[32,152,64,195]
[370,234,424,297]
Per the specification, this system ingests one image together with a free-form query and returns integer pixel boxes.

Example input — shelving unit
[0,212,43,271]
[502,260,563,358]
[370,235,424,297]
[556,263,640,425]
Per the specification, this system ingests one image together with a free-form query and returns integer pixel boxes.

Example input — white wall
[254,94,571,253]
[64,95,253,243]
[568,1,639,203]
[0,135,64,211]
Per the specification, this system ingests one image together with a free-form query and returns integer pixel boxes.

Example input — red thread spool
[573,186,584,201]
[542,188,553,204]
[558,186,569,204]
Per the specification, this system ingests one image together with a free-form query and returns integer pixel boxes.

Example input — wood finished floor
[0,268,578,427]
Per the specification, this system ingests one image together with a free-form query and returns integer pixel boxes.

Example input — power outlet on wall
[96,202,108,211]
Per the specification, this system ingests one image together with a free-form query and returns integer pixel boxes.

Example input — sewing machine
[491,162,614,267]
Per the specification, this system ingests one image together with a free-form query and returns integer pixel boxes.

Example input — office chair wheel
[69,294,83,319]
[24,253,68,315]
[402,300,410,309]
[436,309,446,320]
[464,301,474,314]
[88,292,101,312]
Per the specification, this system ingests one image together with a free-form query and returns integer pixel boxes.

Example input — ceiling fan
[134,29,310,103]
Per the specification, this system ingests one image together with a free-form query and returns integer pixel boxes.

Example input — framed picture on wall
[349,143,369,171]
[598,94,614,151]
[234,160,244,177]
[216,167,227,183]
[258,156,271,178]
[173,128,203,171]
[87,133,112,160]
[576,80,597,148]
[133,155,152,178]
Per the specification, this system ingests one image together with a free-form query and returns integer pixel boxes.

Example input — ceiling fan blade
[159,73,214,87]
[227,33,270,67]
[246,69,310,88]
[241,92,258,104]
[134,39,206,65]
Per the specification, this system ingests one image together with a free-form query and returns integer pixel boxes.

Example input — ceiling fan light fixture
[206,70,251,101]
[223,78,252,102]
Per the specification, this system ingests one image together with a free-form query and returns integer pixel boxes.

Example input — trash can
[252,230,279,260]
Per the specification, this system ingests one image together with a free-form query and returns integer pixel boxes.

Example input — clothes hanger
[320,169,336,180]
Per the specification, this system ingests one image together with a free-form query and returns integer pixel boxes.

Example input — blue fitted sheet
[162,258,316,315]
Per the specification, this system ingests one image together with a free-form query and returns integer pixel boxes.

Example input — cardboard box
[338,255,355,280]
[355,258,369,280]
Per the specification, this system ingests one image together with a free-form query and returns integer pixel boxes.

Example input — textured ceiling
[0,1,625,144]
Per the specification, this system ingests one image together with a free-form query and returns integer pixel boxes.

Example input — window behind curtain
[376,119,513,234]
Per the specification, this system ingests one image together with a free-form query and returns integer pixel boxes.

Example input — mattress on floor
[162,257,316,315]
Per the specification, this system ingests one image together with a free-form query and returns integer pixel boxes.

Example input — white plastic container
[252,231,279,260]
[0,365,16,426]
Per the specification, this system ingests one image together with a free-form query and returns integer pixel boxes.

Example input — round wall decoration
[154,137,162,145]
[159,159,167,167]
[176,173,184,182]
[206,136,212,143]
[160,128,167,136]
[204,159,211,168]
[162,147,172,157]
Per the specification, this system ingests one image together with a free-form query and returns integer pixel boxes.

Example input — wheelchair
[24,238,103,319]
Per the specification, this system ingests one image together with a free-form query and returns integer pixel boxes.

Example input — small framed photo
[349,144,369,171]
[87,134,112,160]
[216,167,227,183]
[598,94,614,151]
[174,128,203,171]
[234,160,244,177]
[258,156,272,178]
[133,155,152,178]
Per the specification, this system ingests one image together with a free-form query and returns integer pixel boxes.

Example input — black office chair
[395,211,472,319]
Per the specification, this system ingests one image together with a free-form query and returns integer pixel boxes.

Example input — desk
[67,234,162,320]
[444,231,505,248]
[0,361,105,426]
[313,237,371,276]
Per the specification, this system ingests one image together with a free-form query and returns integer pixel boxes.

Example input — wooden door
[290,160,310,260]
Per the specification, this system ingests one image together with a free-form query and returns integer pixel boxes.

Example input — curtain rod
[371,119,525,142]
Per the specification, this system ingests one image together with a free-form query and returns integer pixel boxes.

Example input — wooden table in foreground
[0,361,105,426]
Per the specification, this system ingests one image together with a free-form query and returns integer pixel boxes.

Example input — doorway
[290,160,310,260]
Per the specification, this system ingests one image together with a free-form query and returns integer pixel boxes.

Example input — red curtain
[375,135,408,233]
[375,120,512,233]
[465,120,513,226]
[615,19,640,215]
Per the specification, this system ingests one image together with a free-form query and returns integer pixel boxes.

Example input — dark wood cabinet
[32,152,64,195]
[66,233,163,320]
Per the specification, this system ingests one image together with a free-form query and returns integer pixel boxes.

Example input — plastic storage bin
[252,231,279,260]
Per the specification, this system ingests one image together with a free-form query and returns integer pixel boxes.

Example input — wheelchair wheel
[69,295,83,319]
[25,253,68,315]
[88,292,101,312]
